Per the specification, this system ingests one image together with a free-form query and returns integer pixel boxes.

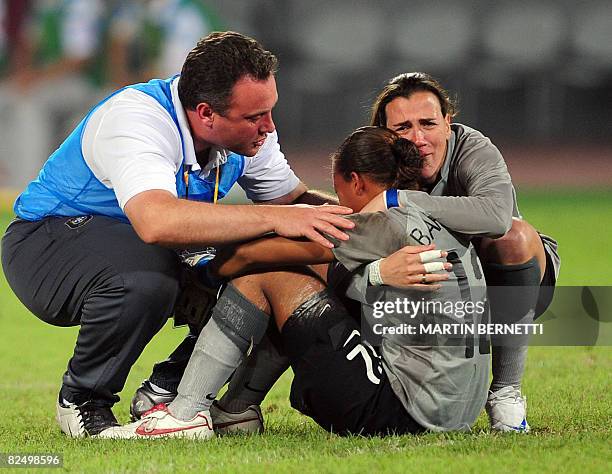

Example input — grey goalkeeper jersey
[398,123,559,280]
[330,206,490,432]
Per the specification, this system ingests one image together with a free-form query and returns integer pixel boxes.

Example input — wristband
[385,188,399,209]
[368,259,385,286]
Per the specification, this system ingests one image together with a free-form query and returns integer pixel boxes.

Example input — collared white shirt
[81,77,299,209]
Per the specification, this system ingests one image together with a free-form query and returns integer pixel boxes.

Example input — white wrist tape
[419,250,443,263]
[423,262,446,272]
[368,259,385,286]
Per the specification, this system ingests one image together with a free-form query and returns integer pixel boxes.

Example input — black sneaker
[129,380,177,421]
[56,395,119,437]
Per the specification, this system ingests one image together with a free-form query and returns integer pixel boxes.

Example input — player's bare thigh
[230,267,327,330]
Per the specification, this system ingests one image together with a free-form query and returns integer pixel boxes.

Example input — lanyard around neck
[183,164,221,203]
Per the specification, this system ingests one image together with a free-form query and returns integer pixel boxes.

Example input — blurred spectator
[0,0,107,189]
[108,0,222,88]
[0,0,32,185]
[1,0,32,76]
[0,3,4,76]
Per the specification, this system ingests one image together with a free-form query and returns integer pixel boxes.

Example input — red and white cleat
[97,404,214,439]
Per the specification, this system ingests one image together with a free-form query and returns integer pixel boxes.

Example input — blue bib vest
[14,77,246,222]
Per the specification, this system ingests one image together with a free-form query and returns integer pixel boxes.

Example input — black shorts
[282,290,424,437]
[535,239,557,318]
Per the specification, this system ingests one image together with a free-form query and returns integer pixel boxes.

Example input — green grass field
[0,189,611,473]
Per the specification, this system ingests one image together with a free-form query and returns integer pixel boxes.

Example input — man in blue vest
[1,31,354,438]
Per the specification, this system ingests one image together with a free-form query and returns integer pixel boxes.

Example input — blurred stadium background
[0,3,610,470]
[0,0,611,194]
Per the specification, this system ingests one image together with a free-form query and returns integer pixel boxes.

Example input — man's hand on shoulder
[269,204,354,248]
[255,182,349,247]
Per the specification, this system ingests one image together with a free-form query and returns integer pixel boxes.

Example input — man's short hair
[178,31,278,115]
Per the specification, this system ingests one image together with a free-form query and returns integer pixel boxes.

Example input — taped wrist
[211,284,270,351]
[368,259,385,286]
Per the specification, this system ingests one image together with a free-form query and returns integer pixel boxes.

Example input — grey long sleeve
[398,125,515,238]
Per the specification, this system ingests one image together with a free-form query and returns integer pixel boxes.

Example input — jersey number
[447,251,490,358]
[343,330,383,385]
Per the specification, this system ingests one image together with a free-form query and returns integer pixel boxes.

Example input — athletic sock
[484,257,541,392]
[168,284,269,421]
[218,333,290,412]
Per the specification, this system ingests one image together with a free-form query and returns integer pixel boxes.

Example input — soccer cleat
[210,401,264,435]
[130,380,177,421]
[56,396,119,437]
[486,386,531,433]
[97,404,214,439]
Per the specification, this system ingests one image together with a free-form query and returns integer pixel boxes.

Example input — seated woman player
[101,127,489,439]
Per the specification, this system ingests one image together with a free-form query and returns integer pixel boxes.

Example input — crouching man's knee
[122,254,183,327]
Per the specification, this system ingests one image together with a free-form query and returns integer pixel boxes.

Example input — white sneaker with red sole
[97,404,214,439]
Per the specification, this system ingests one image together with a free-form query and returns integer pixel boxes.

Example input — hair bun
[390,137,423,189]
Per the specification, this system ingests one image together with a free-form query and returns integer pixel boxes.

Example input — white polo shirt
[81,77,300,209]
